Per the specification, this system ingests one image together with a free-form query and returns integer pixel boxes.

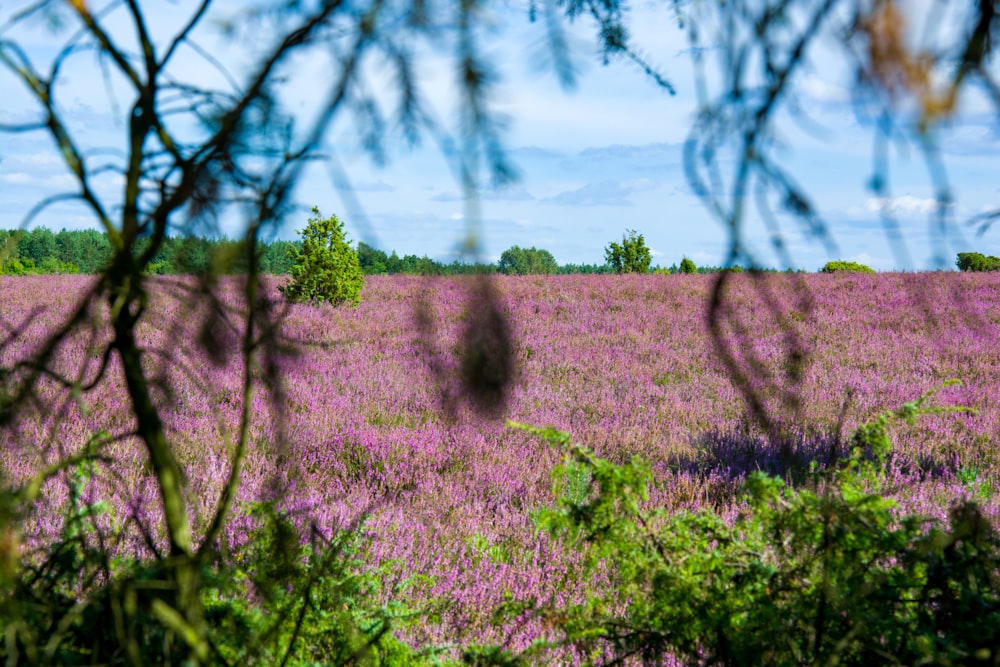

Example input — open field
[2,272,999,651]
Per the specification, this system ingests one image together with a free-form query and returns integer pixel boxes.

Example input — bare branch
[160,0,213,69]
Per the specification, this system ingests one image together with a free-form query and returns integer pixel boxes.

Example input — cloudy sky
[2,0,999,270]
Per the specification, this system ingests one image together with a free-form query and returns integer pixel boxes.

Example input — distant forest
[0,227,737,276]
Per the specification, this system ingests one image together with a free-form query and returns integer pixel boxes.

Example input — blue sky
[2,0,999,270]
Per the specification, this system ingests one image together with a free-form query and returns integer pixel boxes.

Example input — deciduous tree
[605,230,652,274]
[498,245,558,275]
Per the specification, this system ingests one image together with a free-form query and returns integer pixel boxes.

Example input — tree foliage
[513,388,998,666]
[678,257,697,274]
[956,252,1000,272]
[280,208,364,306]
[820,260,876,274]
[604,230,652,274]
[497,245,558,275]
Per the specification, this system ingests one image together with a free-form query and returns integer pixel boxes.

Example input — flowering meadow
[2,272,999,656]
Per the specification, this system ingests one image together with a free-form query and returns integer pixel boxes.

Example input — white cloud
[846,252,891,271]
[691,251,719,265]
[865,195,941,216]
[2,154,64,169]
[0,171,77,189]
[0,172,35,185]
[542,178,660,207]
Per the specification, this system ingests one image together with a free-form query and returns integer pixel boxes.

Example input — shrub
[0,257,32,275]
[497,246,558,275]
[605,230,652,274]
[820,260,876,274]
[280,207,364,306]
[0,460,430,666]
[38,256,80,274]
[956,252,1000,272]
[678,257,697,274]
[510,386,999,666]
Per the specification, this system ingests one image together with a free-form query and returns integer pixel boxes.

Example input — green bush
[37,256,80,275]
[280,207,364,306]
[497,246,558,275]
[956,252,1000,272]
[205,505,432,666]
[510,386,999,666]
[0,453,434,666]
[678,257,697,274]
[605,230,652,274]
[820,260,876,274]
[0,257,32,275]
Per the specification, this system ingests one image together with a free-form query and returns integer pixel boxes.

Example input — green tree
[54,228,111,273]
[281,208,365,306]
[557,263,612,274]
[16,227,58,266]
[497,245,558,275]
[260,240,298,275]
[956,252,1000,272]
[172,236,211,274]
[384,250,404,274]
[357,242,390,274]
[37,256,79,274]
[414,256,444,276]
[605,229,652,274]
[679,257,697,274]
[820,260,876,274]
[0,257,32,275]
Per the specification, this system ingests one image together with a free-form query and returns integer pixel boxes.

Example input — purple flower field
[2,272,999,651]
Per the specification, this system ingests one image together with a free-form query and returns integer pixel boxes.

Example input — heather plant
[3,0,1000,663]
[0,0,650,660]
[0,0,565,660]
[281,208,365,307]
[0,272,998,659]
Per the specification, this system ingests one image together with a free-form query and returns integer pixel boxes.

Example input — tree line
[2,227,994,277]
[0,227,696,276]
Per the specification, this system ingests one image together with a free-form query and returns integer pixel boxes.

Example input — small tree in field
[679,257,697,274]
[820,260,876,274]
[281,208,364,306]
[498,245,558,275]
[605,229,652,274]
